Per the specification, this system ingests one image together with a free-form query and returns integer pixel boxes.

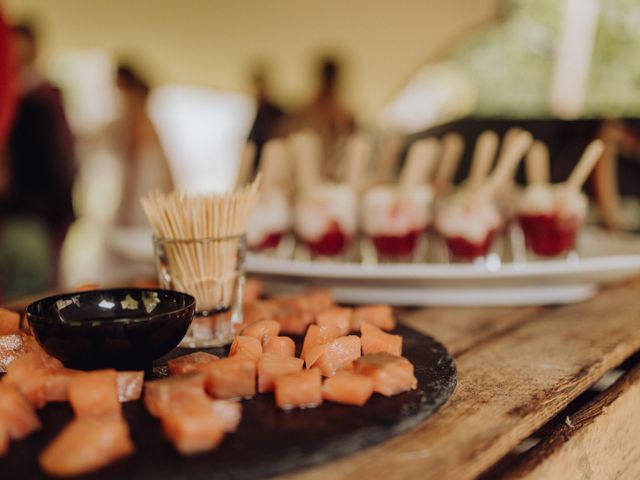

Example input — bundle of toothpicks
[141,176,261,312]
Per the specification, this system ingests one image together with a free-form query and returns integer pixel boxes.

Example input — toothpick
[141,175,261,311]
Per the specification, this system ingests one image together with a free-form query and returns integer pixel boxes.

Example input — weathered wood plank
[503,362,640,480]
[284,280,640,480]
[400,306,542,356]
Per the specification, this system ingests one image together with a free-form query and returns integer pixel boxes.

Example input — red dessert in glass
[301,221,351,257]
[516,185,587,258]
[444,230,496,261]
[434,191,503,263]
[362,186,433,261]
[246,189,291,254]
[371,229,422,259]
[294,184,357,259]
[248,232,286,253]
[518,213,580,257]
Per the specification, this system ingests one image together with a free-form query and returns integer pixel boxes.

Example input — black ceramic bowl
[26,288,195,370]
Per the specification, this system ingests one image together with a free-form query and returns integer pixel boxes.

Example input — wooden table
[285,278,640,480]
[8,279,640,479]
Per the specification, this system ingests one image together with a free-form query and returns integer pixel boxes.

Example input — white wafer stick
[260,138,289,192]
[288,130,323,193]
[434,132,465,194]
[468,130,499,188]
[497,128,522,162]
[342,132,372,191]
[526,140,550,185]
[566,139,604,190]
[374,132,404,183]
[399,138,440,189]
[480,130,533,198]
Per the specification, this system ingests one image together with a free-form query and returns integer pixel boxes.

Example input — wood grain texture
[284,280,640,480]
[399,306,541,356]
[504,362,640,480]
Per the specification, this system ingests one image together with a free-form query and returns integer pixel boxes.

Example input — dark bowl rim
[26,288,196,326]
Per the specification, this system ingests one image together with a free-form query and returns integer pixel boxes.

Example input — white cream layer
[435,191,502,243]
[517,184,588,221]
[247,188,291,246]
[294,183,357,241]
[362,185,434,236]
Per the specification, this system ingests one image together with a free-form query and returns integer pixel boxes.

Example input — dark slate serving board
[1,325,456,480]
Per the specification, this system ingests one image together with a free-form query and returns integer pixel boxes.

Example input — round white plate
[246,228,640,306]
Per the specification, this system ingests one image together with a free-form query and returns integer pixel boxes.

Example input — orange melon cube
[263,336,296,357]
[159,393,227,455]
[275,368,322,410]
[306,335,361,376]
[360,321,402,356]
[229,336,263,362]
[0,383,41,440]
[300,324,340,361]
[354,353,417,397]
[39,417,134,476]
[68,370,121,418]
[3,351,65,408]
[316,307,352,336]
[211,399,242,433]
[322,371,375,406]
[257,353,304,393]
[168,352,219,375]
[352,305,395,331]
[240,319,280,342]
[204,356,256,399]
[144,373,206,418]
[161,409,225,455]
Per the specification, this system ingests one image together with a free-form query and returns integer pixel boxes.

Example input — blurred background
[1,0,640,299]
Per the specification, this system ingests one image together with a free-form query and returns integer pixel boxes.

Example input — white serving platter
[246,228,640,307]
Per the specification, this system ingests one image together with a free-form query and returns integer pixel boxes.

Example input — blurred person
[111,63,173,228]
[0,12,14,153]
[96,62,173,283]
[7,22,76,230]
[280,56,356,178]
[0,21,75,299]
[247,66,284,171]
[0,11,15,200]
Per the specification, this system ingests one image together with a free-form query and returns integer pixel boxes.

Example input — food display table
[283,278,640,480]
[6,278,640,479]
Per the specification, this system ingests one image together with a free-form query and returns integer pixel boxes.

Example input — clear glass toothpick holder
[153,234,245,348]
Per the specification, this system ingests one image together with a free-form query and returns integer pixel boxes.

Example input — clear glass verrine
[153,234,246,347]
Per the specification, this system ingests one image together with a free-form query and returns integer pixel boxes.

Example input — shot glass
[153,234,245,348]
[517,213,582,259]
